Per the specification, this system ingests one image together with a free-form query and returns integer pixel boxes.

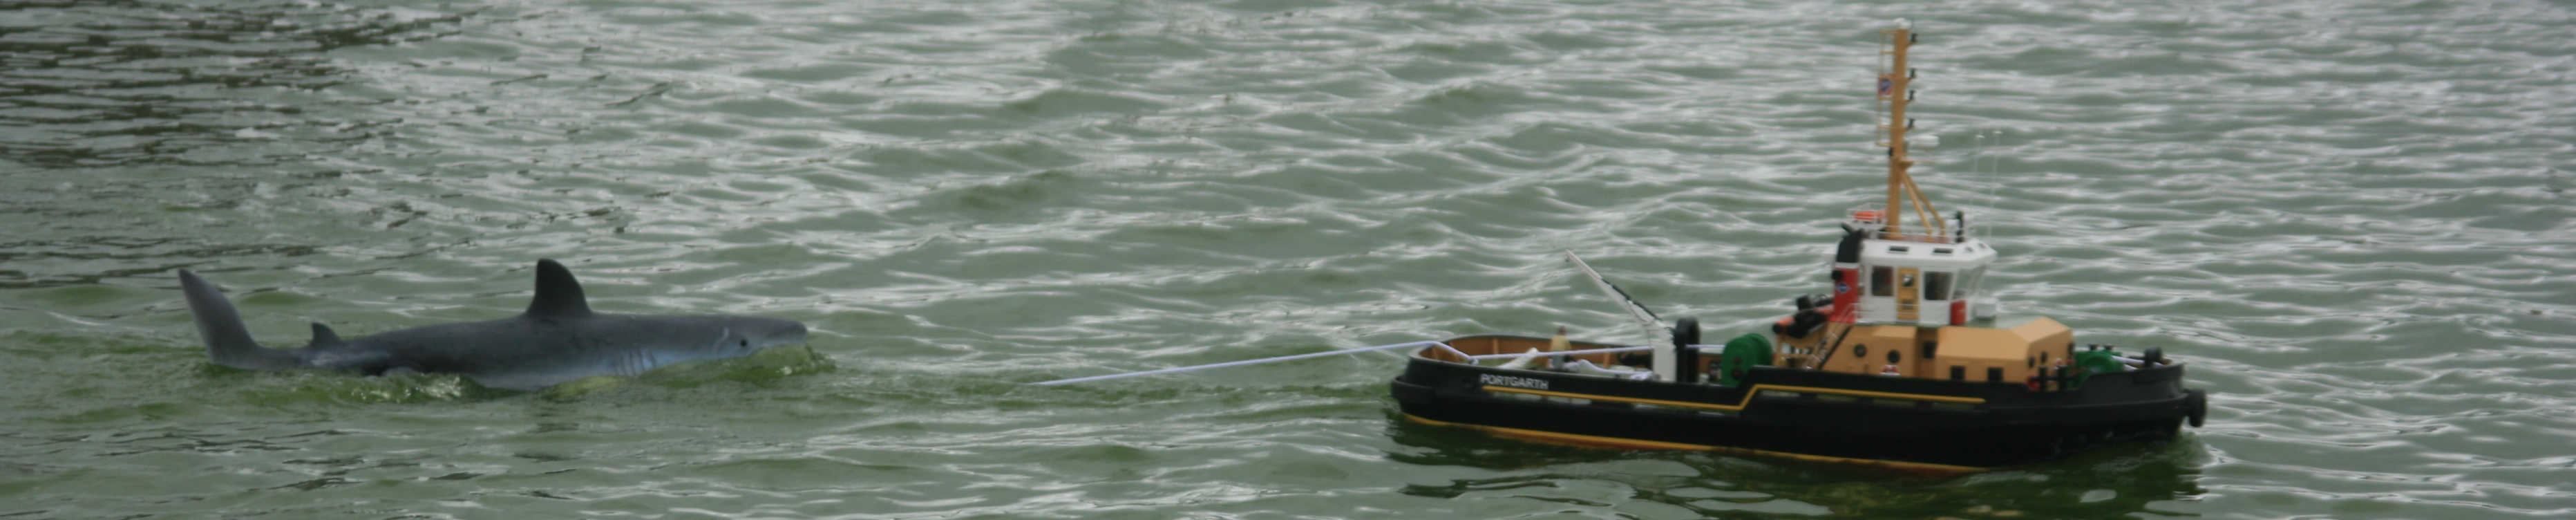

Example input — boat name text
[1479,373,1549,390]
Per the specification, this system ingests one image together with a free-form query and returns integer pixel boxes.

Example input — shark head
[520,258,809,351]
[679,315,811,359]
[528,313,808,386]
[511,259,813,382]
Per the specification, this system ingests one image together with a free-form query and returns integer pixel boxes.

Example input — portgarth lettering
[1479,373,1549,390]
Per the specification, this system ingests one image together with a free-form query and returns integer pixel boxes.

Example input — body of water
[5,0,2573,518]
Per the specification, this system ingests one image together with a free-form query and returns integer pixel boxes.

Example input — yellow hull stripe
[1403,413,1988,473]
[1479,383,1984,412]
[1754,384,1988,404]
[1481,387,1745,411]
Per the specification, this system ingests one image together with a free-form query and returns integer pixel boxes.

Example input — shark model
[177,259,809,391]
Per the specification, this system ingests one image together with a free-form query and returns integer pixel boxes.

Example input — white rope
[1029,340,1738,386]
[1458,344,1718,360]
[1025,340,1451,386]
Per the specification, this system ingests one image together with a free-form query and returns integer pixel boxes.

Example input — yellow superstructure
[1805,317,2069,382]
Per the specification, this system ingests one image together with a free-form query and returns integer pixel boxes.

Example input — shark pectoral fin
[307,322,345,349]
[522,259,594,318]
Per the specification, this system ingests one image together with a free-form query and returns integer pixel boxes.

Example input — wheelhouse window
[1924,271,1953,300]
[1870,266,1893,297]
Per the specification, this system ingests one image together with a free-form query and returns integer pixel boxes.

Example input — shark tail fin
[176,270,304,370]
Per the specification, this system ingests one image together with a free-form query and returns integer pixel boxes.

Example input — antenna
[1971,129,1989,241]
[1978,129,2008,241]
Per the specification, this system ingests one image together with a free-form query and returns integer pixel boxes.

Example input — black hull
[1391,342,2208,471]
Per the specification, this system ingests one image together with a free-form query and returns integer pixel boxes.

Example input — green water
[5,0,2573,518]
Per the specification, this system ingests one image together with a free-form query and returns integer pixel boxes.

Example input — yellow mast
[1877,22,1943,240]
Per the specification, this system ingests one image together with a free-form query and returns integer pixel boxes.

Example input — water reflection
[0,0,462,288]
[0,0,459,168]
[1385,414,2207,518]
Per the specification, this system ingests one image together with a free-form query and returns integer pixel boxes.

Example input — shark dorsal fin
[307,322,343,348]
[524,259,594,318]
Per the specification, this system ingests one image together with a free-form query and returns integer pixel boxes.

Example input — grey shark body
[178,259,808,391]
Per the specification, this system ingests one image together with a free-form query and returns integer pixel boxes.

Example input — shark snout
[762,319,810,346]
[667,315,808,357]
[733,317,808,350]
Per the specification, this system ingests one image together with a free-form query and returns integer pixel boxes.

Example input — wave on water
[3,0,2575,518]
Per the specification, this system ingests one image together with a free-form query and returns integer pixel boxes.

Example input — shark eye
[738,340,748,347]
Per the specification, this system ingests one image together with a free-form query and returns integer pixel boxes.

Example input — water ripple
[3,0,2574,518]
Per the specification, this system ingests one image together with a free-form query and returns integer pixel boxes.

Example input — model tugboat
[1390,21,2208,472]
